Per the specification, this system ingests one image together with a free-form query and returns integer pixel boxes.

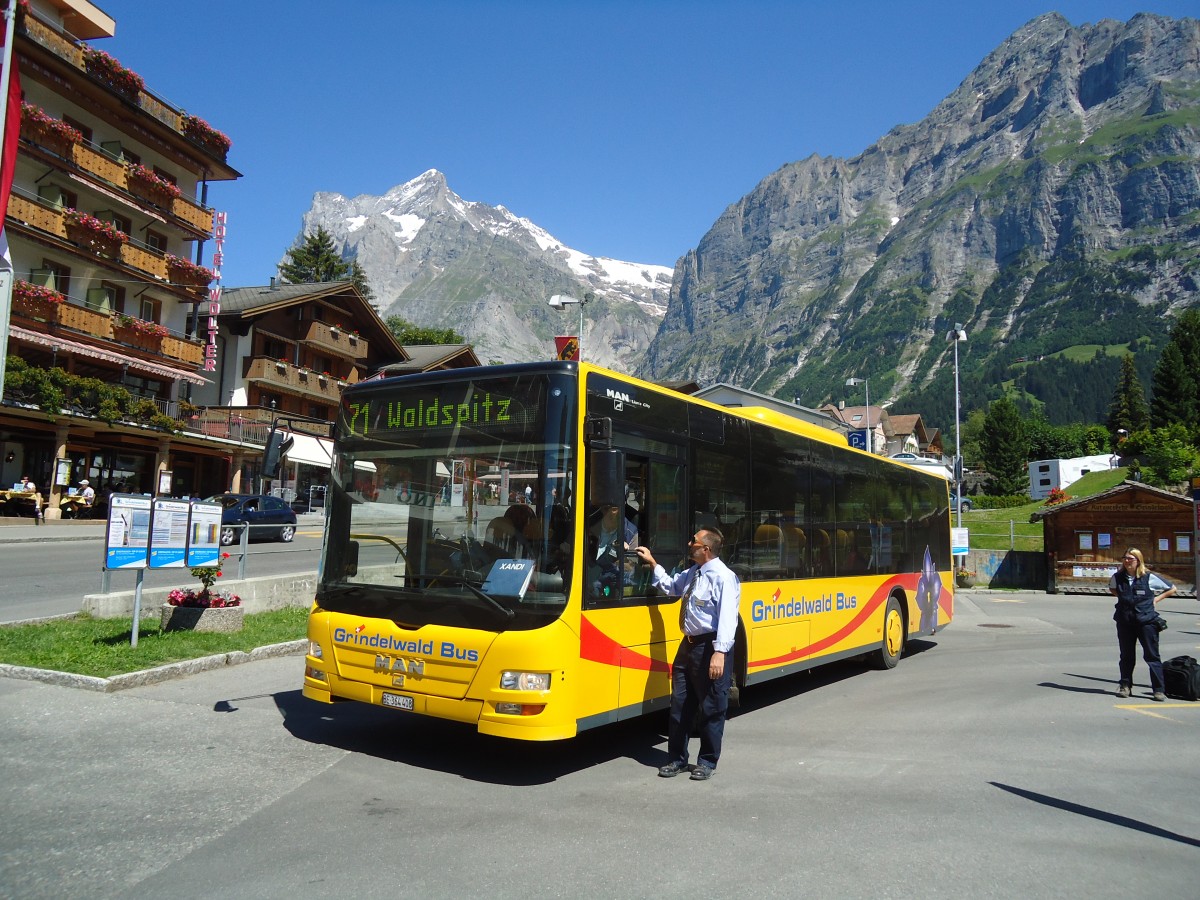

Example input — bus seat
[487,516,525,556]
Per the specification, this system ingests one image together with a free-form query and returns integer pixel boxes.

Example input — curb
[0,639,306,692]
[0,533,103,544]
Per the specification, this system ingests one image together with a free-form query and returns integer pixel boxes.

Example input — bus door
[582,435,688,722]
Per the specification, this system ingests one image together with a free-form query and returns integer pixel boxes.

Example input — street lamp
[547,292,593,361]
[946,324,967,531]
[845,376,870,453]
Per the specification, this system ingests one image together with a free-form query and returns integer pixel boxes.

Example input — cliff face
[640,13,1200,425]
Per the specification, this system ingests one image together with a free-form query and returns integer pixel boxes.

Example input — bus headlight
[500,671,550,691]
[309,641,323,659]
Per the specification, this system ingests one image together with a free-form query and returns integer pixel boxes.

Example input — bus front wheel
[875,595,904,670]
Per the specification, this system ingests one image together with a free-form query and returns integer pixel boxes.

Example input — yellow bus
[302,362,954,739]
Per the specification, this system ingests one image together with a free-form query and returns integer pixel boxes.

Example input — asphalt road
[2,590,1199,898]
[0,519,325,623]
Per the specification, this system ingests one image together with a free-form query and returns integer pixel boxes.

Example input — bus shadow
[729,637,941,717]
[271,638,943,783]
[273,689,666,784]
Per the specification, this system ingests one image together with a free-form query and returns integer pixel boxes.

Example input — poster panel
[105,494,152,570]
[149,498,191,568]
[186,501,223,568]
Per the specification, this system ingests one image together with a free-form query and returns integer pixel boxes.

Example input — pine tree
[981,397,1029,495]
[278,227,350,284]
[1106,354,1150,443]
[278,227,377,302]
[1149,309,1200,430]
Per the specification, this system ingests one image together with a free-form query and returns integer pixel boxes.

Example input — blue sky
[95,1,1198,288]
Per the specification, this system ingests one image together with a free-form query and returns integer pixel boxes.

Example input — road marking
[1116,702,1198,720]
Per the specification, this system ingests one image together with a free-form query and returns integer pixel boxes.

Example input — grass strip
[0,607,308,678]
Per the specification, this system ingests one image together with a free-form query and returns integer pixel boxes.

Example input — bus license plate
[381,692,413,711]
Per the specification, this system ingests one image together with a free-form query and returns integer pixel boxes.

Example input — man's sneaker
[1116,685,1131,698]
[689,765,715,781]
[1153,692,1166,702]
[658,761,688,778]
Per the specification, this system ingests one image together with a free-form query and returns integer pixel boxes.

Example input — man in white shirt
[79,480,96,508]
[636,527,740,781]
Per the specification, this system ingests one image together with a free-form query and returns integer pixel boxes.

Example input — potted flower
[114,313,169,338]
[955,567,977,588]
[1045,487,1071,506]
[160,555,244,632]
[126,162,182,203]
[164,253,215,287]
[13,280,67,319]
[82,46,145,101]
[63,208,129,255]
[19,102,83,152]
[181,113,232,158]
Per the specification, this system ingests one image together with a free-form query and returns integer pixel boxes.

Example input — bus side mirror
[589,449,626,508]
[344,540,359,577]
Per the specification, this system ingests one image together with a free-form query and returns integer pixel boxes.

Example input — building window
[262,337,288,360]
[100,141,139,165]
[138,296,161,323]
[145,230,167,252]
[152,166,177,187]
[37,183,77,210]
[87,281,123,313]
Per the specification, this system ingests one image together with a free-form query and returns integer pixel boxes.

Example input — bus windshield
[319,370,577,630]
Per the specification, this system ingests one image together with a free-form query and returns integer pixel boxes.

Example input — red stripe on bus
[580,615,672,672]
[748,576,919,669]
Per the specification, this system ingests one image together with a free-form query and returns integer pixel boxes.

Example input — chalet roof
[1029,480,1193,522]
[888,413,923,439]
[219,281,356,314]
[373,344,481,374]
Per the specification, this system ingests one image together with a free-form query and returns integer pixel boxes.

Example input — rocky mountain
[293,170,672,369]
[641,12,1200,426]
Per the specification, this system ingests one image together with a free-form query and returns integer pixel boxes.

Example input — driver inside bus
[588,503,639,600]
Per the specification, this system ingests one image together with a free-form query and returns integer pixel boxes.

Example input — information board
[186,502,223,568]
[148,498,191,568]
[105,494,152,569]
[951,527,970,556]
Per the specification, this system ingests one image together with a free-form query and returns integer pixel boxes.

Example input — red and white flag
[0,1,23,270]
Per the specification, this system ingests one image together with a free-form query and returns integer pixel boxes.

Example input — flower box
[63,209,128,257]
[13,280,67,321]
[126,163,182,205]
[165,254,215,287]
[955,572,976,589]
[19,102,82,154]
[83,47,144,101]
[160,603,244,633]
[181,114,232,159]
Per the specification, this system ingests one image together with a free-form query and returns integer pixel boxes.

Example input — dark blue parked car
[206,494,297,545]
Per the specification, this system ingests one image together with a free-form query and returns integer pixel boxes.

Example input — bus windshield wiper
[397,573,516,621]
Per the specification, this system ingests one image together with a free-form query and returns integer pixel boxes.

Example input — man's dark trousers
[667,636,732,770]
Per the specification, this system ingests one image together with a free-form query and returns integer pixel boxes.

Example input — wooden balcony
[57,301,112,336]
[13,296,203,367]
[301,320,369,360]
[6,194,206,292]
[22,137,215,237]
[17,11,232,173]
[19,12,83,67]
[244,357,346,403]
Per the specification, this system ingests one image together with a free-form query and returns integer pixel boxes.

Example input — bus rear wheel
[875,595,904,669]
